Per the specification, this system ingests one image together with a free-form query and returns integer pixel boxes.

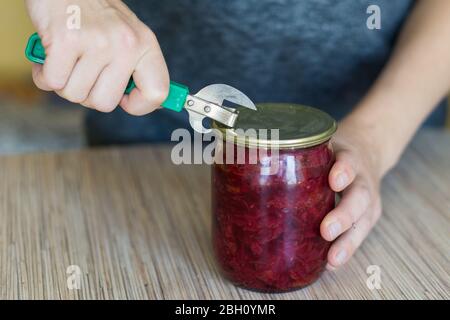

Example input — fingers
[320,181,371,241]
[31,63,52,91]
[82,62,133,112]
[30,22,169,115]
[120,87,161,115]
[326,199,382,270]
[120,31,169,115]
[329,149,357,192]
[56,54,107,105]
[32,37,80,91]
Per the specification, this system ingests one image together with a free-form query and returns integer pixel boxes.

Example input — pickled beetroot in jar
[211,103,337,292]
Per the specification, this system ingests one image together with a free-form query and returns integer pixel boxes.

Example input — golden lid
[212,103,337,149]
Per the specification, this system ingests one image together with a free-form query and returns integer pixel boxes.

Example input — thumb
[120,41,169,116]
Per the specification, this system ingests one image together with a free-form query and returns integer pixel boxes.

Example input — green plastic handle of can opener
[24,33,188,112]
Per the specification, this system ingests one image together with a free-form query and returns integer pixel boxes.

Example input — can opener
[25,33,257,133]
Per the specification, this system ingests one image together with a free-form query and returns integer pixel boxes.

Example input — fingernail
[335,249,347,265]
[335,172,349,189]
[327,221,341,240]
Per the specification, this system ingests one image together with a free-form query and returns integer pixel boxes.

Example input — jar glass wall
[211,103,336,292]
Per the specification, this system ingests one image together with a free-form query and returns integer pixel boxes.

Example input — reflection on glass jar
[212,103,337,292]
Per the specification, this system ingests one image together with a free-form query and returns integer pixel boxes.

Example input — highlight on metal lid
[213,103,337,149]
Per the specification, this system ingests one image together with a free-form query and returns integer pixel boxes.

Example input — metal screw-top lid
[213,103,337,149]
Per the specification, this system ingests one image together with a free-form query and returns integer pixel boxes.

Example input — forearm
[342,0,450,176]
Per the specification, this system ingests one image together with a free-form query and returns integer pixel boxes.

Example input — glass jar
[211,103,337,292]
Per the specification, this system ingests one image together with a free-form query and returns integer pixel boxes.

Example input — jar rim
[212,103,337,149]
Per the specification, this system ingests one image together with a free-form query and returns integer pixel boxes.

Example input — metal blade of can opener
[184,84,257,133]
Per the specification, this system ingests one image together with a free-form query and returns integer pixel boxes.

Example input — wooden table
[0,129,448,300]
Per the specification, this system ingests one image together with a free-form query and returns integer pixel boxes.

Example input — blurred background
[0,1,448,156]
[0,1,84,155]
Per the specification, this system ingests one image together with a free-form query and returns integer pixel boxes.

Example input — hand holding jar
[211,103,385,292]
[321,121,383,271]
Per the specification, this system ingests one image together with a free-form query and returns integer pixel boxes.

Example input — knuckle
[345,208,358,226]
[63,91,87,104]
[340,212,355,231]
[93,33,110,51]
[43,72,66,91]
[345,184,371,223]
[139,26,158,46]
[116,25,139,49]
[97,103,117,113]
[97,105,116,113]
[59,31,81,47]
[46,31,80,53]
[357,184,371,209]
[81,29,109,51]
[32,77,47,91]
[91,98,117,113]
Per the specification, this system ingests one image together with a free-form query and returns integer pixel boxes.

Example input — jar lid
[212,103,337,149]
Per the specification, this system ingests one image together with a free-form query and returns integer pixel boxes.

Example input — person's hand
[320,122,384,270]
[25,0,169,115]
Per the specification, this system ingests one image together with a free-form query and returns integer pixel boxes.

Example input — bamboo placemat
[0,129,448,299]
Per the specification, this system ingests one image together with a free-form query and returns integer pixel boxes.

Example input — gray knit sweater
[86,0,446,145]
